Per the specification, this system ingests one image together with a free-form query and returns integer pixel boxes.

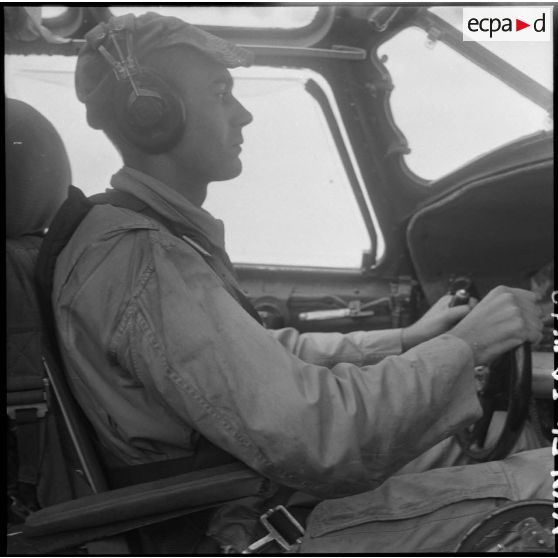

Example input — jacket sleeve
[112,235,482,499]
[268,327,403,366]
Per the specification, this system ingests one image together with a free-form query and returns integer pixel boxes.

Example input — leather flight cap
[75,12,254,104]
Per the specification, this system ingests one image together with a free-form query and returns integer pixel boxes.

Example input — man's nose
[234,98,253,127]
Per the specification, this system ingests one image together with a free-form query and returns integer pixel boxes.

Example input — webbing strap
[14,409,43,491]
[37,185,262,328]
[36,186,94,363]
[106,437,238,488]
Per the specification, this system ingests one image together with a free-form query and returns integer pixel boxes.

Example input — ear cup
[112,70,186,154]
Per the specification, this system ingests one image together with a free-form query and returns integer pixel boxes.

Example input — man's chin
[211,160,243,182]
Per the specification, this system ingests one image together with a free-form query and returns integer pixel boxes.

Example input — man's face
[157,48,253,183]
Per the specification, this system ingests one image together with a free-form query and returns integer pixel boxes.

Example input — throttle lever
[449,288,470,307]
[448,276,477,307]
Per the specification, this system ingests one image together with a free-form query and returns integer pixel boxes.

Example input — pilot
[52,12,550,553]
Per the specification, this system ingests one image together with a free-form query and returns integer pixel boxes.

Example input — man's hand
[401,294,476,351]
[448,286,544,366]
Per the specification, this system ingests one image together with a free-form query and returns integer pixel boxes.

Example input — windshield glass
[109,6,319,29]
[429,6,553,89]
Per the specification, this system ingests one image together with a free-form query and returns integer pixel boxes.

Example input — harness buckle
[242,505,305,554]
[7,402,47,420]
[7,378,50,420]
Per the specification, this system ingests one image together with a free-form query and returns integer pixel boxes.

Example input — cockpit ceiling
[4,6,336,49]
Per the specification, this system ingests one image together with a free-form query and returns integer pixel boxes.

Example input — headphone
[88,16,186,154]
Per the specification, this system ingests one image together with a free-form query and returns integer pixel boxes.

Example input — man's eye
[217,90,232,102]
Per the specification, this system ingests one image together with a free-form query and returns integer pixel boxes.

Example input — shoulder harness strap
[37,185,262,325]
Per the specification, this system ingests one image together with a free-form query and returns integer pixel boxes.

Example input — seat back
[6,99,108,527]
[6,99,69,396]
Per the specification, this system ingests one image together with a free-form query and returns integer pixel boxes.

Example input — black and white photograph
[5,2,555,554]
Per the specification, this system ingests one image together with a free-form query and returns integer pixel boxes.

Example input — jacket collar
[110,166,226,251]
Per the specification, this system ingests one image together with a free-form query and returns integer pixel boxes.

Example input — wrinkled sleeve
[268,327,403,366]
[112,235,482,499]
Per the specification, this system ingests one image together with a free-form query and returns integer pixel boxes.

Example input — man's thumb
[447,305,471,324]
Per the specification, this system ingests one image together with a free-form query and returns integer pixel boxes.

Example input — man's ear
[111,69,187,154]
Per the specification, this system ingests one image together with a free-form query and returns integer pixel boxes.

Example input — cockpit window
[41,6,68,20]
[376,7,553,182]
[429,6,553,89]
[5,56,379,269]
[205,67,380,268]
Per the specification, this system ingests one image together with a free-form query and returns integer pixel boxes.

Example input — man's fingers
[510,287,537,302]
[449,285,545,364]
[484,285,536,305]
[525,314,544,344]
